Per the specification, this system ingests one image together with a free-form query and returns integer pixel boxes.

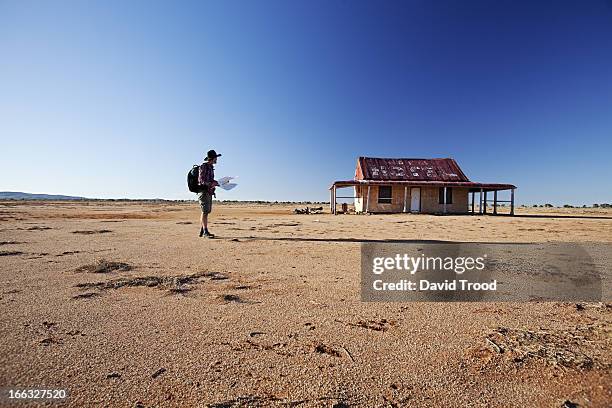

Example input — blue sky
[1,0,611,205]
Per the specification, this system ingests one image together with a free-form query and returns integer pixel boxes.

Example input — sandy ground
[0,201,610,407]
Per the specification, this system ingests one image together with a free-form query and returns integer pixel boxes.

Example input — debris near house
[294,206,323,215]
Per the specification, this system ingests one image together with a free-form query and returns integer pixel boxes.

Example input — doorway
[410,187,420,213]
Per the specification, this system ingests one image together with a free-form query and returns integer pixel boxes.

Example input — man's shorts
[198,192,213,214]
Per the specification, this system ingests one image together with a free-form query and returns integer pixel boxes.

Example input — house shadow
[229,236,534,245]
[502,214,612,220]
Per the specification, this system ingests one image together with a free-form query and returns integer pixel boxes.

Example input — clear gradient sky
[1,1,611,205]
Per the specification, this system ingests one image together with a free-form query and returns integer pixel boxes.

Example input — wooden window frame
[439,187,453,204]
[378,186,392,204]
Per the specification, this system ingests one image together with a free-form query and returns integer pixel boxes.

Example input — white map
[216,176,238,191]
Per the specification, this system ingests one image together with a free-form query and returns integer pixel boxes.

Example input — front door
[410,187,420,213]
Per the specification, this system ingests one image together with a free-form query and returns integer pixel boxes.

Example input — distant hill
[0,191,88,200]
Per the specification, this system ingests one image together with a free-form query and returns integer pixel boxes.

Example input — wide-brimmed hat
[204,149,222,161]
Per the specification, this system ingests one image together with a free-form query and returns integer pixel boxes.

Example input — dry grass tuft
[72,229,112,235]
[74,271,210,297]
[314,344,342,357]
[484,325,611,369]
[0,250,24,257]
[0,241,24,246]
[75,259,132,273]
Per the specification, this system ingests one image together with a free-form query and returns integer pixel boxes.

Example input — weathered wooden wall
[355,185,469,214]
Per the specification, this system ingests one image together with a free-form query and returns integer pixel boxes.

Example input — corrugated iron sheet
[356,157,470,182]
[330,180,516,190]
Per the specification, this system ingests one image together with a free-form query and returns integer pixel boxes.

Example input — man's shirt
[198,162,216,195]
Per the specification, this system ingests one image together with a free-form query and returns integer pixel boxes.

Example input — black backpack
[187,165,202,193]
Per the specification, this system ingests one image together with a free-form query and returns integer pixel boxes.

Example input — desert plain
[0,200,610,407]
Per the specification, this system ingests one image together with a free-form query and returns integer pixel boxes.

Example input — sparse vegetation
[0,250,23,257]
[0,241,24,246]
[75,259,132,273]
[73,270,227,297]
[525,203,609,208]
[485,325,608,369]
[72,229,112,235]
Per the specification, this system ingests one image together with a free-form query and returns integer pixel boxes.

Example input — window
[439,187,453,204]
[378,186,392,204]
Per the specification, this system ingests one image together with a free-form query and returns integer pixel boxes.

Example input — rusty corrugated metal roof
[330,180,516,190]
[356,157,470,182]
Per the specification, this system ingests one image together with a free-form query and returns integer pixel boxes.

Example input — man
[198,149,221,238]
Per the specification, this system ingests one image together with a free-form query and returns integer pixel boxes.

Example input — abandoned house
[330,157,516,215]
